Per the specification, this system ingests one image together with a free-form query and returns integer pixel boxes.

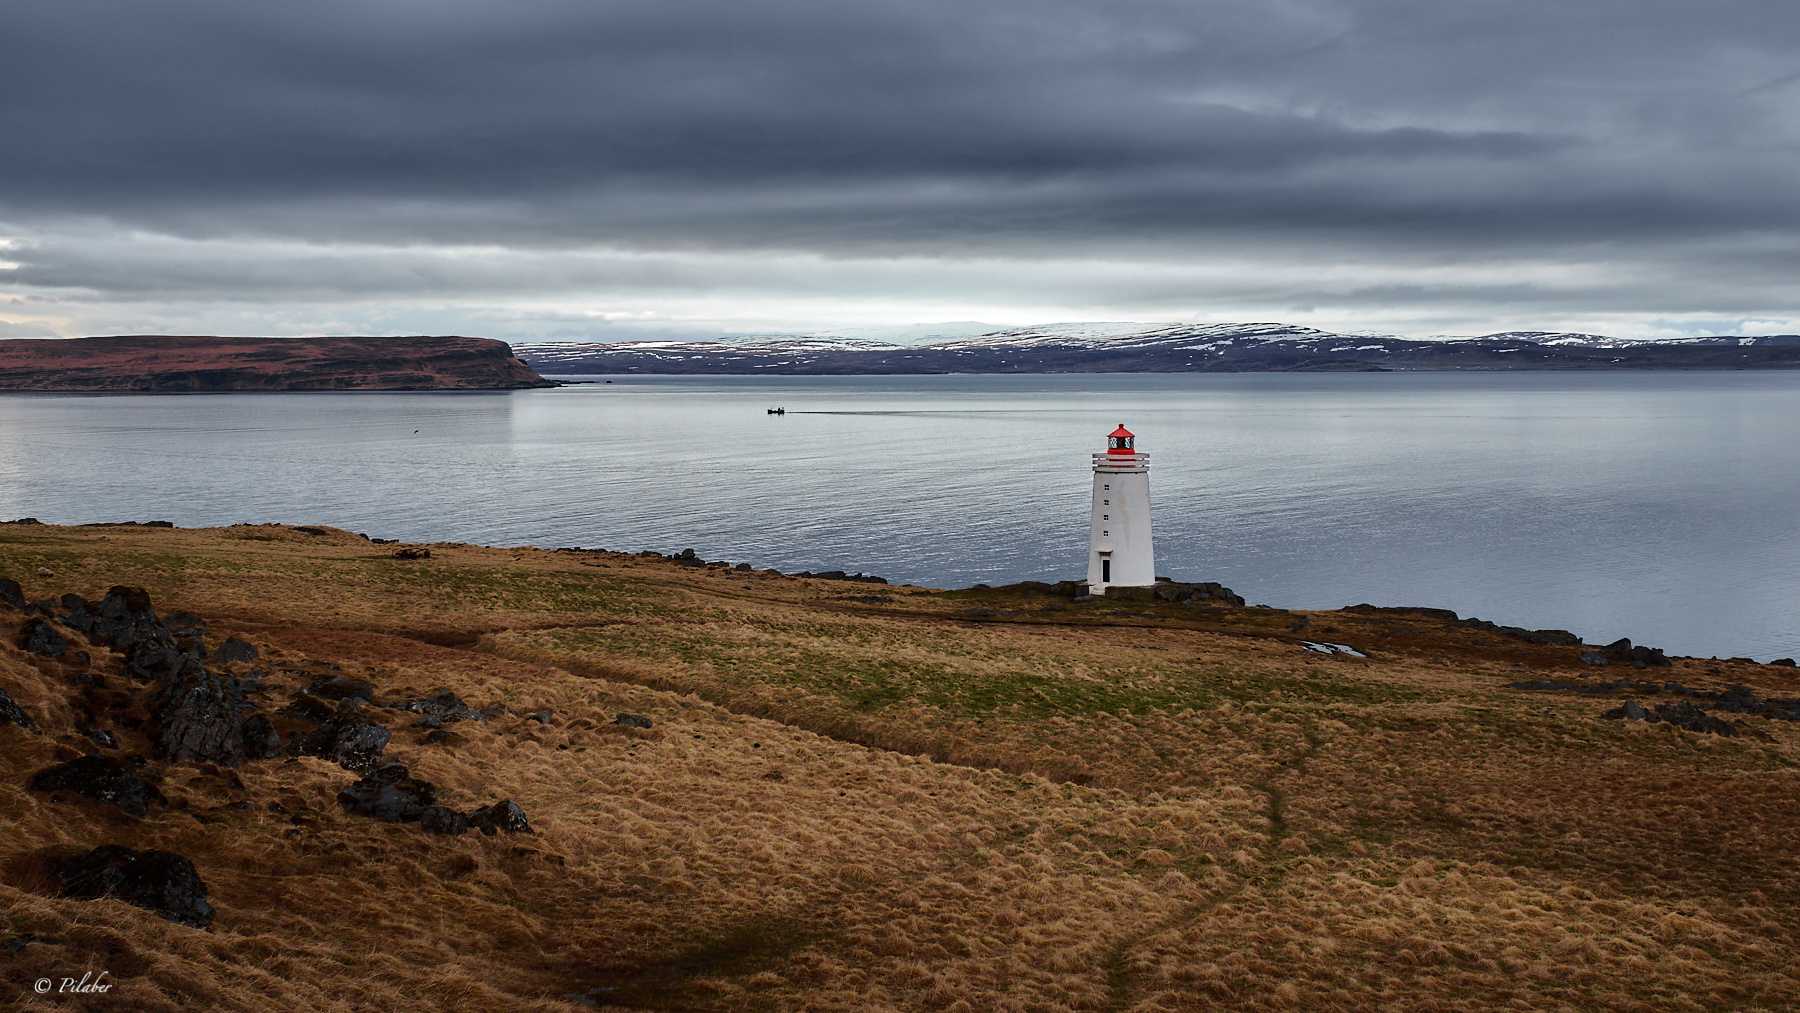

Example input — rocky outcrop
[0,335,556,391]
[30,755,165,817]
[287,713,392,772]
[17,617,68,657]
[338,762,532,836]
[56,845,214,928]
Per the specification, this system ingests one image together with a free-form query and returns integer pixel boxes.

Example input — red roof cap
[1109,424,1134,439]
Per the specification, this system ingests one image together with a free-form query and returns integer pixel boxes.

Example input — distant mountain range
[513,323,1800,374]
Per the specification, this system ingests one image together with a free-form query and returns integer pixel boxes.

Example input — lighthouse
[1088,424,1155,590]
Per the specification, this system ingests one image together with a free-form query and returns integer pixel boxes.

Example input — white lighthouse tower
[1088,424,1155,590]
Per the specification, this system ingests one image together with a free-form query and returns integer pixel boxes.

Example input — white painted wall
[1087,458,1154,589]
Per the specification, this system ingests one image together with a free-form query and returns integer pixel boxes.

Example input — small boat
[767,407,785,415]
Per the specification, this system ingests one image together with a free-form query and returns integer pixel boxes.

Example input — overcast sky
[3,0,1799,341]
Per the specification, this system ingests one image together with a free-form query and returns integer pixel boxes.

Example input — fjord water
[1,371,1795,661]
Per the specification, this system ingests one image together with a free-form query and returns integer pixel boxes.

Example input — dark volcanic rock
[0,687,35,729]
[281,692,340,724]
[81,727,119,748]
[1603,638,1671,668]
[467,799,533,835]
[613,713,653,729]
[337,762,438,822]
[392,547,431,560]
[241,714,283,758]
[155,667,254,766]
[17,617,68,657]
[527,710,552,724]
[403,690,482,728]
[0,577,24,609]
[56,845,214,928]
[30,755,165,816]
[289,714,391,772]
[1580,651,1609,665]
[213,636,259,665]
[420,805,470,834]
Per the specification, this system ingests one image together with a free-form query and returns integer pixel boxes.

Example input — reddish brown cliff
[0,335,557,391]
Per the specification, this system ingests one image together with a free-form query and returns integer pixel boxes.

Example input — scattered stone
[613,713,653,729]
[17,617,69,657]
[337,762,438,822]
[392,547,431,560]
[403,690,482,727]
[421,728,461,746]
[289,714,392,772]
[467,799,533,835]
[56,845,214,928]
[81,727,118,748]
[0,687,35,729]
[213,637,259,665]
[0,577,25,609]
[527,710,552,724]
[1772,658,1797,667]
[1603,637,1671,668]
[734,562,753,571]
[1601,699,1743,736]
[30,755,165,816]
[1579,651,1609,665]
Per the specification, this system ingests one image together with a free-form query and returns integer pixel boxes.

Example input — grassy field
[1,523,1796,1011]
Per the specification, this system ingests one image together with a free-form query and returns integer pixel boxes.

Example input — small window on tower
[1103,484,1110,490]
[1102,514,1109,520]
[1103,499,1109,505]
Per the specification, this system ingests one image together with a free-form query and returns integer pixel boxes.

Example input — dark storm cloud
[6,0,1798,250]
[3,0,1799,339]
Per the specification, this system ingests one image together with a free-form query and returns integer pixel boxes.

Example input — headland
[0,335,556,391]
[1,521,1796,1010]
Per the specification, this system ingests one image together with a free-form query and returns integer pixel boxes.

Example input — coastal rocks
[337,762,439,822]
[1153,581,1246,606]
[30,755,165,817]
[1603,638,1671,668]
[1340,605,1582,648]
[392,547,431,560]
[1580,651,1610,665]
[420,805,468,834]
[17,617,68,657]
[55,845,214,928]
[288,714,392,772]
[613,713,653,729]
[1,687,36,729]
[0,577,25,609]
[1602,699,1742,737]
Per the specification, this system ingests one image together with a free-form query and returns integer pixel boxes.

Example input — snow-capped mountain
[511,324,1800,375]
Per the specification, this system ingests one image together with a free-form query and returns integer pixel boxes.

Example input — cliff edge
[0,335,557,391]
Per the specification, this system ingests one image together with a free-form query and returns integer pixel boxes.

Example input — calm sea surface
[0,371,1795,660]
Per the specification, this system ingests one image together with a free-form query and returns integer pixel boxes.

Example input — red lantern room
[1106,424,1135,456]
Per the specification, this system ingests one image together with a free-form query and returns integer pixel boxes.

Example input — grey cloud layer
[2,0,1798,334]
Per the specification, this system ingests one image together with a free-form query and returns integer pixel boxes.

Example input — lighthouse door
[1102,558,1111,583]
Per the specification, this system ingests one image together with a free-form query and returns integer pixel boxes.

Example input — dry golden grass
[0,523,1796,1011]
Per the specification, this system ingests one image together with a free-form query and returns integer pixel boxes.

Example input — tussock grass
[0,524,1796,1010]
